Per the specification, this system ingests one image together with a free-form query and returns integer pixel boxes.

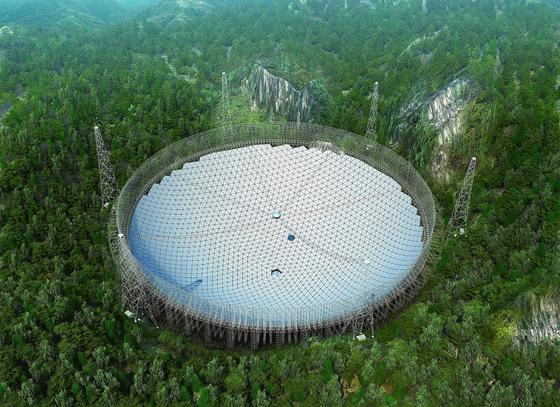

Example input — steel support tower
[220,72,231,130]
[366,81,379,140]
[94,125,119,209]
[448,157,477,239]
[95,124,141,321]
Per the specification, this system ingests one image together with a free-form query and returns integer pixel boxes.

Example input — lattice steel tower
[220,72,231,129]
[366,81,379,140]
[448,157,477,238]
[94,125,119,209]
[96,124,149,323]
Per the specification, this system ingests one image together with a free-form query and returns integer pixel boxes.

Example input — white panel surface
[129,144,424,326]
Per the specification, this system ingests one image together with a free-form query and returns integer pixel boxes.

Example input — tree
[320,375,343,407]
[131,363,147,397]
[222,393,245,407]
[252,389,269,407]
[197,385,218,407]
[53,390,74,407]
[204,358,224,385]
[224,367,246,394]
[17,379,36,406]
[484,382,516,407]
[93,370,118,404]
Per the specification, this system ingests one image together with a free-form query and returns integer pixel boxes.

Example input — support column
[369,309,376,339]
[220,72,232,134]
[275,330,285,346]
[351,318,363,339]
[365,81,379,140]
[250,332,259,349]
[226,329,234,349]
[447,157,477,240]
[94,125,119,209]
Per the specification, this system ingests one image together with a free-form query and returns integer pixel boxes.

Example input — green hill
[141,0,231,25]
[0,0,134,29]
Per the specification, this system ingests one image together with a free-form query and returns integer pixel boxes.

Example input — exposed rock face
[0,102,12,121]
[359,0,375,8]
[516,296,560,348]
[287,0,415,13]
[246,65,318,122]
[425,77,476,178]
[143,0,226,24]
[1,85,24,123]
[15,84,25,99]
[398,26,447,60]
[161,54,195,83]
[394,77,475,178]
[426,78,474,144]
[0,26,14,36]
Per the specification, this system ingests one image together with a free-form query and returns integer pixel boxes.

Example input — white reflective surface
[129,144,423,325]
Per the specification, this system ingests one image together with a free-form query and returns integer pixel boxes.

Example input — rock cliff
[0,26,14,36]
[516,296,560,348]
[143,0,226,25]
[424,77,476,177]
[245,65,321,123]
[398,76,476,179]
[0,102,12,121]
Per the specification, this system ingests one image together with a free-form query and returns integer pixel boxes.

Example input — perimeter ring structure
[111,122,436,348]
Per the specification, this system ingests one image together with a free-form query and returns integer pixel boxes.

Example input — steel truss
[220,72,231,131]
[447,157,477,239]
[366,81,379,140]
[94,125,119,209]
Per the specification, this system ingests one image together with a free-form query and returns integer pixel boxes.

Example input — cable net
[115,123,436,333]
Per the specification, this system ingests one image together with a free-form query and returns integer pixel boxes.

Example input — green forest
[0,0,560,405]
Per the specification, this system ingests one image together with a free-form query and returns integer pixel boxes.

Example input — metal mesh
[113,122,436,346]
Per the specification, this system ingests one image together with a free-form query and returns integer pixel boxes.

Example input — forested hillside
[0,0,559,405]
[0,0,147,29]
[117,0,161,10]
